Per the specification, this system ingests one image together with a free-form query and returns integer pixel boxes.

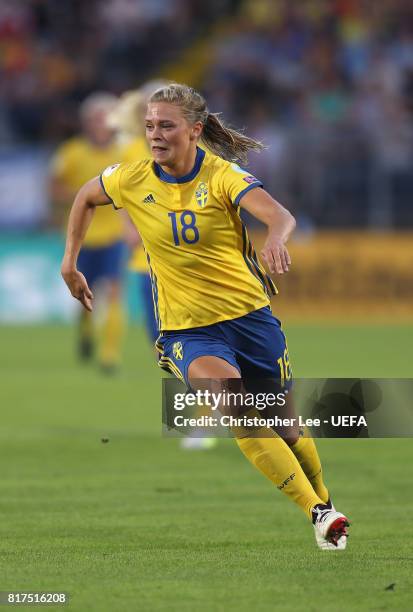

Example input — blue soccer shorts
[156,306,292,388]
[78,240,125,288]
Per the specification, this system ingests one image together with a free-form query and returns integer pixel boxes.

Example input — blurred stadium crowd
[208,0,413,226]
[0,0,230,141]
[0,0,412,227]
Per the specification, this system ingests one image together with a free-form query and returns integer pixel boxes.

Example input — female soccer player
[50,93,125,372]
[61,83,349,549]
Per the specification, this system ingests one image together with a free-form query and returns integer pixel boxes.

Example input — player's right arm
[49,141,78,228]
[49,175,75,206]
[61,177,111,311]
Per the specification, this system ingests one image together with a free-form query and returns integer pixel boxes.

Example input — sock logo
[277,473,296,490]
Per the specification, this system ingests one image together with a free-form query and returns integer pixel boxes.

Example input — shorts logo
[243,175,259,184]
[195,182,208,208]
[173,341,183,360]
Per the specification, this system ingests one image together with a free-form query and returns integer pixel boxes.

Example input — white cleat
[312,503,350,551]
[180,436,217,451]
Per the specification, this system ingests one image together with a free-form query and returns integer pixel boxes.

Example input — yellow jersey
[120,136,150,272]
[51,136,123,247]
[101,147,276,331]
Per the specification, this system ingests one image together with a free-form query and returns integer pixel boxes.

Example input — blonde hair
[149,83,264,164]
[107,80,170,142]
[79,92,117,120]
[106,90,145,140]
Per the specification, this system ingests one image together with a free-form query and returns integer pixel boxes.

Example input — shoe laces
[311,503,332,525]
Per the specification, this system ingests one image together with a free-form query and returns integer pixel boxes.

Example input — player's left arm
[240,188,296,274]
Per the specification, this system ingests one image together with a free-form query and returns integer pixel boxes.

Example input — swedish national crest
[173,341,183,360]
[195,182,208,208]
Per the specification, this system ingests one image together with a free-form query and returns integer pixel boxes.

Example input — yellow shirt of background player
[101,147,276,331]
[51,137,123,247]
[120,136,150,272]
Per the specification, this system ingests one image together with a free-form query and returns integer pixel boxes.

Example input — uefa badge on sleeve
[102,163,120,177]
[195,182,208,208]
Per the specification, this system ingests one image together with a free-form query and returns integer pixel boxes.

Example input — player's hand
[261,235,291,274]
[61,268,94,311]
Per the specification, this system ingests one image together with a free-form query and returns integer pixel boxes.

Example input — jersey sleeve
[99,163,123,209]
[215,161,263,209]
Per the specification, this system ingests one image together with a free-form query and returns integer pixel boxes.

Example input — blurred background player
[107,82,167,347]
[50,92,126,373]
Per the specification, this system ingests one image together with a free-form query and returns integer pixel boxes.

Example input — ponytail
[201,112,264,164]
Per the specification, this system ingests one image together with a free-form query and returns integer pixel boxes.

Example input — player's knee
[281,433,300,446]
[107,279,122,301]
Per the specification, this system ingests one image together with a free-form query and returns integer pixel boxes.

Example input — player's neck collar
[153,146,205,184]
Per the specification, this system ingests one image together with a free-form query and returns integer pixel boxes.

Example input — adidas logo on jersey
[143,193,156,204]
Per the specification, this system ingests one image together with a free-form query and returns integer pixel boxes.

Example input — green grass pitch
[0,323,412,611]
